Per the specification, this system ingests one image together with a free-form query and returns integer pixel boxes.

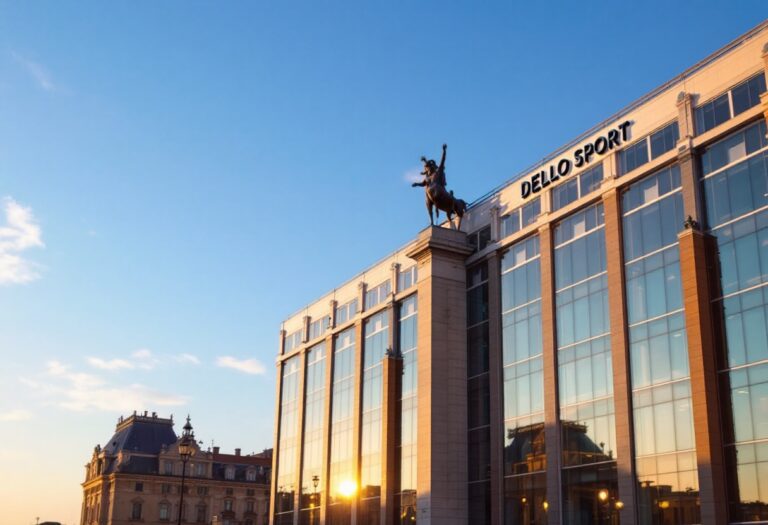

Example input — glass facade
[554,203,619,524]
[300,343,327,525]
[702,120,768,522]
[552,164,604,211]
[328,328,355,523]
[359,310,389,524]
[622,165,700,524]
[467,262,491,525]
[275,355,301,525]
[397,295,418,524]
[501,235,546,524]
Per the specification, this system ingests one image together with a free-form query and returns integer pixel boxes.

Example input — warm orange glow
[615,500,624,510]
[338,479,357,498]
[598,489,609,502]
[542,501,549,511]
[659,500,670,509]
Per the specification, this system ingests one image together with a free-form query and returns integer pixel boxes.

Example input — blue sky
[0,2,765,523]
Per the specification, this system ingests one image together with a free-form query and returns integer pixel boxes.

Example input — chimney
[235,448,241,456]
[143,410,148,417]
[213,446,220,454]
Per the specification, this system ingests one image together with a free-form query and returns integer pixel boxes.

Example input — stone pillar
[678,229,728,525]
[329,299,338,330]
[602,189,637,524]
[358,282,367,313]
[350,319,365,525]
[538,223,562,525]
[761,44,768,123]
[677,91,696,140]
[486,251,504,525]
[269,349,285,525]
[392,263,401,295]
[320,332,335,525]
[406,226,473,525]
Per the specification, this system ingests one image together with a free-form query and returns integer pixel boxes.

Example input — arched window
[159,502,170,521]
[131,501,142,520]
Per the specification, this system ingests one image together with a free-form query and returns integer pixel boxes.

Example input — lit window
[246,469,256,481]
[159,503,170,521]
[225,467,235,480]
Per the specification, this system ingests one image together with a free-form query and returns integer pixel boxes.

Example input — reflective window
[502,198,541,238]
[555,202,618,523]
[284,329,303,354]
[552,164,603,211]
[334,299,358,327]
[703,121,768,521]
[397,295,418,524]
[397,265,418,292]
[365,281,391,310]
[620,122,679,175]
[469,225,492,253]
[360,310,388,514]
[299,343,326,519]
[275,356,301,519]
[696,73,766,134]
[328,328,356,503]
[623,166,699,524]
[308,316,329,341]
[467,262,491,525]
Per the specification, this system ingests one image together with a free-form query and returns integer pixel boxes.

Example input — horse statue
[412,143,467,229]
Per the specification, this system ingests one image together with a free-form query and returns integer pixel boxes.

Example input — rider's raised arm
[439,144,447,172]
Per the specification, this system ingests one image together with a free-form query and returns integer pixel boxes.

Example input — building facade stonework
[81,412,271,525]
[271,21,768,525]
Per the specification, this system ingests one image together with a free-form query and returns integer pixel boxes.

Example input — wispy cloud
[87,357,134,371]
[403,167,423,184]
[216,356,266,375]
[174,353,201,365]
[86,348,160,371]
[20,360,186,412]
[0,197,44,285]
[11,52,56,91]
[0,409,33,422]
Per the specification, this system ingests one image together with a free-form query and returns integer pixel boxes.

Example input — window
[334,298,358,325]
[308,316,329,340]
[134,482,143,492]
[283,329,302,353]
[194,463,205,477]
[619,122,679,175]
[224,499,234,511]
[196,486,208,496]
[161,483,171,494]
[131,502,142,520]
[246,500,255,513]
[246,488,255,496]
[552,163,604,210]
[397,265,418,292]
[159,502,170,521]
[246,469,256,481]
[696,73,766,134]
[225,467,235,480]
[501,197,541,239]
[196,505,206,523]
[365,280,391,310]
[468,225,492,253]
[226,487,234,495]
[164,461,173,475]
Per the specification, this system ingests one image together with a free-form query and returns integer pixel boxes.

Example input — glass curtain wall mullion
[327,328,356,524]
[358,310,389,525]
[397,295,418,525]
[554,202,619,524]
[500,235,546,525]
[621,163,700,525]
[467,262,491,525]
[701,119,768,522]
[299,342,327,525]
[275,356,302,525]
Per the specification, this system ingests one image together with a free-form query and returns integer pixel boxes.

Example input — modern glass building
[271,22,768,525]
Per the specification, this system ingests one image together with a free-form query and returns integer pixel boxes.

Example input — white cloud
[174,353,201,365]
[11,52,56,91]
[216,356,266,375]
[20,360,187,413]
[403,167,424,184]
[87,357,134,371]
[0,197,44,285]
[0,409,33,422]
[131,348,159,370]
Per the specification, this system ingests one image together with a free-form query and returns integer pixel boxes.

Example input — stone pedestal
[407,226,473,525]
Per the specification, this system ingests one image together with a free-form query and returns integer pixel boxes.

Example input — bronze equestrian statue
[412,143,467,229]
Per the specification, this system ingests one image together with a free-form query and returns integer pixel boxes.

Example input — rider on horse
[412,144,467,229]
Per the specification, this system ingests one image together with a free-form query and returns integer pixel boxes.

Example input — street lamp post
[311,475,320,525]
[177,415,195,525]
